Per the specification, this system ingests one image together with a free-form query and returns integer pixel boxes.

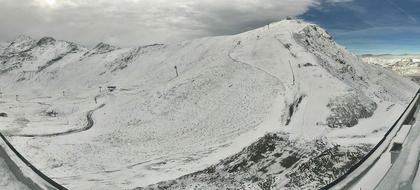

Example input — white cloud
[0,0,319,47]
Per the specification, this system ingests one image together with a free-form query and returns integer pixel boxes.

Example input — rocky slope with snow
[0,19,418,190]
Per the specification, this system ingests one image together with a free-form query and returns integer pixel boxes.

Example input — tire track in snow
[228,42,286,91]
[10,104,105,138]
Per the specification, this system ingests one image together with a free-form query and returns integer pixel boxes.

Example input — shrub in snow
[326,93,377,128]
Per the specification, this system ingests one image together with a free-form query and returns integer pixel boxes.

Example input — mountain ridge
[0,19,418,190]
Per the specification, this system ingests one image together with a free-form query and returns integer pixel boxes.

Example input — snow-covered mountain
[0,19,418,190]
[362,54,420,76]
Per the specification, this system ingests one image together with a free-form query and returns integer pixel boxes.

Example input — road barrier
[321,89,420,190]
[0,133,67,190]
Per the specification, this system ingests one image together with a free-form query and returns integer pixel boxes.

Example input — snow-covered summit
[0,19,418,190]
[0,35,86,75]
[3,35,36,54]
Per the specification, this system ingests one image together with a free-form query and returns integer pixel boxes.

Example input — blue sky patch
[301,0,420,54]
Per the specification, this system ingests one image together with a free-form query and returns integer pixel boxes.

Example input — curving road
[11,104,105,138]
[0,102,105,190]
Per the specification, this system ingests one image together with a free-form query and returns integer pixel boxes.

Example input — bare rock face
[83,42,119,57]
[36,37,56,47]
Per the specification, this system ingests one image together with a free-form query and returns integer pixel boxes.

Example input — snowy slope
[0,19,418,190]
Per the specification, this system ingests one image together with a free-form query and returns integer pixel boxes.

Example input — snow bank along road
[375,104,420,189]
[323,89,420,190]
[0,103,105,190]
[0,133,67,190]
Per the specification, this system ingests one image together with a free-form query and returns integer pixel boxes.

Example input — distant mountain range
[362,54,420,76]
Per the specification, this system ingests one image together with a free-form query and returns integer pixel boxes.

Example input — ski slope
[0,19,418,189]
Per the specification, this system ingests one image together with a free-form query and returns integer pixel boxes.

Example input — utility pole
[289,60,295,86]
[62,90,65,96]
[15,95,19,101]
[99,86,102,93]
[174,66,179,77]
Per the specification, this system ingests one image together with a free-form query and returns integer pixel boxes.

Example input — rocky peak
[4,35,36,54]
[82,42,118,57]
[36,37,56,46]
[93,42,118,53]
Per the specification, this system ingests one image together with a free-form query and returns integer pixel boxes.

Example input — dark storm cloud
[0,0,323,47]
[187,0,319,35]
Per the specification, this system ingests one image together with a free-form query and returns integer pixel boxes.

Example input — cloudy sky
[1,0,419,54]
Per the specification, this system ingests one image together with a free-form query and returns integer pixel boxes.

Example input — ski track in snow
[228,43,285,87]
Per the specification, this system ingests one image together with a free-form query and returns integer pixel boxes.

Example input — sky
[302,0,420,54]
[0,0,419,55]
